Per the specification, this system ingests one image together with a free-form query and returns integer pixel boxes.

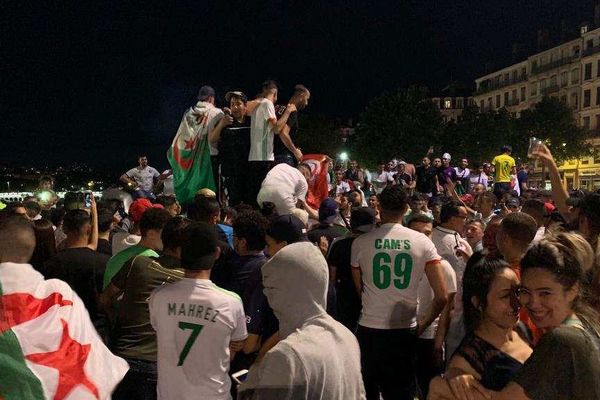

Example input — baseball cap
[225,91,248,103]
[129,198,163,223]
[267,214,308,244]
[351,207,376,233]
[197,85,216,101]
[442,153,451,161]
[319,198,339,224]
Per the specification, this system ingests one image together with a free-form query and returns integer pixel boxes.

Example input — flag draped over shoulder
[301,154,331,210]
[167,104,216,205]
[0,263,128,400]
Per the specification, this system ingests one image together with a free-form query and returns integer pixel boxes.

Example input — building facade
[474,19,600,191]
[430,82,476,122]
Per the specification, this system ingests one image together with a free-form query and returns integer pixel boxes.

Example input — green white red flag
[167,103,217,205]
[0,262,128,399]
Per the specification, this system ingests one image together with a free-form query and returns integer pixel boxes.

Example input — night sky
[2,0,596,172]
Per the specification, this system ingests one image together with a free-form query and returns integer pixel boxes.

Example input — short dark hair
[139,208,172,236]
[501,145,512,153]
[293,84,309,95]
[189,196,220,222]
[499,212,537,246]
[161,216,193,250]
[378,185,409,214]
[261,80,278,93]
[440,200,464,223]
[233,211,269,251]
[156,195,178,209]
[49,207,66,227]
[39,175,53,184]
[579,193,600,236]
[407,213,434,227]
[24,201,41,219]
[521,199,546,222]
[63,209,91,234]
[181,222,218,270]
[97,209,114,233]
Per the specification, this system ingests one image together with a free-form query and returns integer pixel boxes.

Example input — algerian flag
[0,262,128,399]
[167,103,217,205]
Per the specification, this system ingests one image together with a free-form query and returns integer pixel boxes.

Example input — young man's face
[350,160,358,169]
[433,158,442,167]
[422,157,430,167]
[138,157,148,168]
[460,159,468,168]
[442,157,450,167]
[230,97,246,119]
[409,221,433,238]
[335,171,344,183]
[298,91,310,110]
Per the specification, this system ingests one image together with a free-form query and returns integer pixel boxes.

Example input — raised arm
[531,144,569,217]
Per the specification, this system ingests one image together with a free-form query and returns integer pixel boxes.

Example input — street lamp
[339,152,349,161]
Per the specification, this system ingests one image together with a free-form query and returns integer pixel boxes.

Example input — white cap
[442,153,451,161]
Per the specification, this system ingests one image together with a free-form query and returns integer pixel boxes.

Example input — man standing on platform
[274,84,310,167]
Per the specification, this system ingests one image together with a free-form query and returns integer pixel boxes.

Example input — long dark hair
[462,252,512,333]
[521,231,600,335]
[30,218,56,270]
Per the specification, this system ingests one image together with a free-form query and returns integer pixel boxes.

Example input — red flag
[301,154,331,210]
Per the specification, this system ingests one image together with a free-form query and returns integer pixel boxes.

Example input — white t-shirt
[149,278,247,400]
[249,98,277,161]
[256,163,308,214]
[417,258,457,339]
[111,231,141,255]
[161,169,175,196]
[125,166,160,191]
[351,223,441,329]
[206,107,225,156]
[336,181,351,194]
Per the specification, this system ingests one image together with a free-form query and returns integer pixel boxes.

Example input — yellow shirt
[492,154,515,183]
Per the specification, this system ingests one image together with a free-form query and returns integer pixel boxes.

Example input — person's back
[149,222,247,399]
[239,242,365,400]
[492,148,515,184]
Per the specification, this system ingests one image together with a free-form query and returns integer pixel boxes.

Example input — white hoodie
[238,242,366,400]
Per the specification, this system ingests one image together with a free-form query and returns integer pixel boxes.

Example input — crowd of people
[1,81,600,400]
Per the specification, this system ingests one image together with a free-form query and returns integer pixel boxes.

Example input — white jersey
[125,166,160,191]
[351,223,440,329]
[149,278,248,400]
[417,258,457,339]
[249,98,277,161]
[256,163,308,214]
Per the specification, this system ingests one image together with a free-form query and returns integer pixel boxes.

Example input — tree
[351,86,443,166]
[516,96,593,163]
[296,114,343,158]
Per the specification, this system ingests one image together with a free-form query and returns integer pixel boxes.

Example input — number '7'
[177,321,204,366]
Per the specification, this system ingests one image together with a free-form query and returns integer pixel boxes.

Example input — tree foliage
[351,86,443,166]
[296,114,342,158]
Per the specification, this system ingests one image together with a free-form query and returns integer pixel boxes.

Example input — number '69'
[372,252,413,290]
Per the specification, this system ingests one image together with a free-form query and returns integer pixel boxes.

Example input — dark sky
[1,0,596,172]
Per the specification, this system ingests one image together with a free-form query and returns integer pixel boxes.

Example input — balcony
[475,74,528,96]
[531,56,579,75]
[506,99,520,106]
[541,85,560,95]
[583,45,600,57]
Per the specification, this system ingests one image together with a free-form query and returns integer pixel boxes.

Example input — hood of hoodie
[262,242,329,339]
[191,101,213,117]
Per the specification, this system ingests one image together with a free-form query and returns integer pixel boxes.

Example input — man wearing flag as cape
[167,86,223,205]
[0,217,128,399]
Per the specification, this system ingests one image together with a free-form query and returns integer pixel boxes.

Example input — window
[521,67,527,77]
[596,114,600,130]
[573,46,581,57]
[587,39,594,49]
[521,87,527,101]
[597,87,600,106]
[504,73,509,82]
[504,92,509,105]
[496,94,501,108]
[531,82,538,96]
[456,98,464,109]
[512,89,518,104]
[561,95,567,104]
[512,70,517,80]
[597,60,600,77]
[572,69,580,84]
[444,99,452,109]
[532,60,538,70]
[480,100,485,112]
[488,97,493,109]
[561,71,568,87]
[581,26,589,35]
[540,79,547,90]
[585,63,593,80]
[584,89,591,107]
[582,158,590,165]
[583,116,591,130]
[571,93,578,109]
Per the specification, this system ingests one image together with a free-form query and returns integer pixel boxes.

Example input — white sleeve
[231,299,248,341]
[440,260,457,294]
[125,168,136,177]
[266,101,277,121]
[424,238,441,264]
[296,173,308,201]
[350,238,362,268]
[208,109,224,132]
[151,168,160,178]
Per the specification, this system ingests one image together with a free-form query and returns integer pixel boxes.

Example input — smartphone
[84,192,93,208]
[232,369,249,385]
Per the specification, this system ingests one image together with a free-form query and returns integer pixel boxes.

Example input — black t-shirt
[226,253,267,297]
[274,105,298,155]
[327,235,361,331]
[307,224,346,249]
[43,247,109,323]
[517,170,528,187]
[415,165,437,194]
[97,238,112,256]
[218,117,251,174]
[242,267,278,337]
